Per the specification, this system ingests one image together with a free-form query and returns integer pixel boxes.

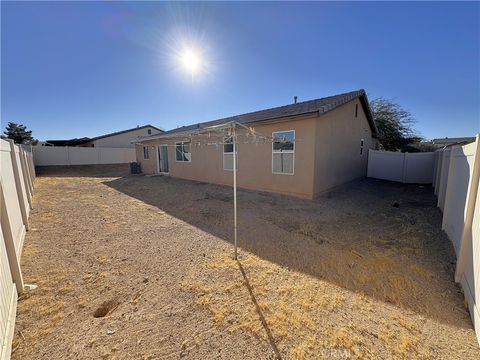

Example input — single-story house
[430,137,476,149]
[46,124,163,148]
[135,89,379,199]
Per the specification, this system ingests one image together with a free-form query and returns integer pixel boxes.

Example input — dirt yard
[12,165,479,359]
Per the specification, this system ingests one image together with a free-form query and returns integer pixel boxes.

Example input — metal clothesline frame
[137,120,298,260]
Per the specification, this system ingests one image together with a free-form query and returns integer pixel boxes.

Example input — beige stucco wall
[136,143,158,174]
[136,100,377,199]
[136,115,318,198]
[313,99,376,197]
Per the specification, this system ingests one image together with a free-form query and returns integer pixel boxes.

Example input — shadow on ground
[36,164,129,178]
[102,174,469,329]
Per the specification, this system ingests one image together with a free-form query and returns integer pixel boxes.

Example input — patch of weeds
[22,243,42,257]
[77,297,88,309]
[96,257,113,265]
[330,328,362,357]
[36,299,65,317]
[58,281,74,295]
[410,265,435,279]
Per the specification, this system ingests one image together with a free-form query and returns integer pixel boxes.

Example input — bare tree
[370,98,419,152]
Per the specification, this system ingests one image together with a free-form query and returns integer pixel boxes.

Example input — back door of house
[158,145,169,173]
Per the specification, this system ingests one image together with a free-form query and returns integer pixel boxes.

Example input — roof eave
[134,90,378,142]
[134,111,321,143]
[91,125,164,141]
[358,92,379,137]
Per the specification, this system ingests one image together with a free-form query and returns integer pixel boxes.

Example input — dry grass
[183,253,437,359]
[12,169,479,359]
[96,257,112,265]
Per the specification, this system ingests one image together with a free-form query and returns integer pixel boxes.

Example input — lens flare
[180,49,201,74]
[162,25,214,82]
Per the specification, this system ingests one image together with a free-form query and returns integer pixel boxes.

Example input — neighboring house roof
[88,124,163,141]
[138,89,377,142]
[45,137,91,146]
[432,137,475,145]
[47,125,163,146]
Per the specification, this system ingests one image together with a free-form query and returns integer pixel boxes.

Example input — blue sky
[1,1,479,141]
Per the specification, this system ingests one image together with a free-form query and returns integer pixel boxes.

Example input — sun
[180,49,201,74]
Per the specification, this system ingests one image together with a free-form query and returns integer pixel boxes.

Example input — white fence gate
[0,139,35,360]
[367,150,435,184]
[32,146,135,166]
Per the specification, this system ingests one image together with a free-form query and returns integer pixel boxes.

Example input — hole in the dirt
[93,299,119,318]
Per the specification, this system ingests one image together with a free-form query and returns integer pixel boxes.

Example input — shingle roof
[88,124,163,141]
[45,138,91,147]
[47,124,163,145]
[432,137,475,145]
[142,89,377,141]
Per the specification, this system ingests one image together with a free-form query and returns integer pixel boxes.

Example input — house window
[148,129,152,135]
[175,141,191,162]
[272,130,294,175]
[360,139,364,155]
[143,146,149,160]
[355,103,358,117]
[223,137,237,171]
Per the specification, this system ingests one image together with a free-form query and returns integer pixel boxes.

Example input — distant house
[431,137,476,149]
[135,90,379,199]
[46,125,163,148]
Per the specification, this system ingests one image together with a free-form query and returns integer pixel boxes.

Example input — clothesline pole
[232,123,238,260]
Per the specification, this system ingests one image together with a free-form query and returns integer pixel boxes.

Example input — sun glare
[180,49,201,74]
[167,30,211,81]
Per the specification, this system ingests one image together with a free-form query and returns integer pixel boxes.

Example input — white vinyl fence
[0,139,35,360]
[367,150,435,183]
[368,140,480,343]
[433,136,480,343]
[32,145,135,166]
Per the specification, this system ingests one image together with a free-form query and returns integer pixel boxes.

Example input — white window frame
[223,136,237,171]
[143,146,150,160]
[272,130,295,175]
[360,138,364,156]
[175,141,192,162]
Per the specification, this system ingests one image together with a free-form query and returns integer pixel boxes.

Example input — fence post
[24,150,34,192]
[434,150,443,195]
[7,141,29,230]
[438,148,451,209]
[0,181,24,294]
[27,144,35,183]
[402,152,408,183]
[442,146,458,229]
[21,149,33,195]
[18,148,33,209]
[455,135,480,282]
[28,150,36,180]
[66,146,70,165]
[25,151,34,188]
[432,151,438,186]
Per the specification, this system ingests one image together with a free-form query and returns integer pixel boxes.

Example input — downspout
[455,134,480,283]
